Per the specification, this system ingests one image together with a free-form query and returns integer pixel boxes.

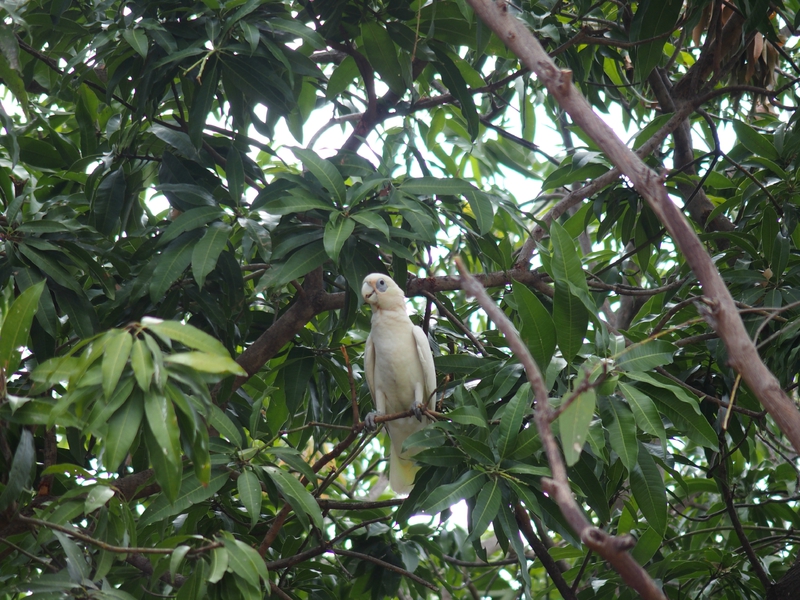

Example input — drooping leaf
[263,466,323,529]
[0,280,44,375]
[512,280,556,371]
[559,369,597,466]
[598,395,638,470]
[497,383,530,458]
[237,469,262,530]
[291,148,346,206]
[101,330,133,399]
[467,478,501,543]
[360,21,405,96]
[631,443,667,536]
[0,429,34,512]
[192,221,232,289]
[103,391,144,473]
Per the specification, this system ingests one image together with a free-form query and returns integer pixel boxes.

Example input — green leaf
[732,120,779,161]
[139,469,229,527]
[631,443,667,536]
[559,370,597,466]
[0,429,34,512]
[360,21,405,96]
[268,18,325,49]
[624,372,718,448]
[164,351,246,375]
[92,168,127,236]
[192,221,232,288]
[422,470,486,515]
[444,406,488,429]
[103,391,144,473]
[631,526,662,565]
[0,280,44,375]
[237,470,262,530]
[170,545,191,580]
[150,234,197,301]
[463,189,494,235]
[208,403,244,448]
[351,211,389,240]
[262,192,334,215]
[17,244,81,294]
[631,0,682,82]
[84,485,115,514]
[291,148,346,205]
[226,147,244,203]
[323,216,355,262]
[327,55,359,98]
[102,330,133,399]
[618,380,666,449]
[263,466,324,529]
[467,478,501,543]
[398,177,477,195]
[549,221,591,303]
[222,535,269,589]
[430,43,480,140]
[208,547,229,583]
[498,383,530,458]
[512,280,556,371]
[259,240,328,289]
[54,530,91,581]
[142,317,229,356]
[617,340,675,371]
[159,206,224,247]
[144,391,183,500]
[123,28,148,58]
[496,503,533,597]
[552,283,588,364]
[598,395,638,470]
[131,338,154,391]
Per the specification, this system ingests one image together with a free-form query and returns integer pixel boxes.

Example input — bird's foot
[411,402,424,422]
[364,410,382,431]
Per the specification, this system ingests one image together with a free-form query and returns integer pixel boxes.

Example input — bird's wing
[364,332,383,413]
[412,325,437,409]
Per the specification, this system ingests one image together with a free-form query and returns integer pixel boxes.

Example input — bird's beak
[361,282,376,304]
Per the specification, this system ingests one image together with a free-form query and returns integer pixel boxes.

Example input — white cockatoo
[361,273,437,494]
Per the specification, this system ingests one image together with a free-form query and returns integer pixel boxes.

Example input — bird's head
[361,273,405,310]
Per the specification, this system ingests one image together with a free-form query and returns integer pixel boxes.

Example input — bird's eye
[376,279,388,292]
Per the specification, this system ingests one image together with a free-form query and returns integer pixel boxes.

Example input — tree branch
[465,0,800,456]
[455,257,668,600]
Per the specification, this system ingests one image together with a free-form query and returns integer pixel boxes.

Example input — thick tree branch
[465,0,800,456]
[456,258,666,600]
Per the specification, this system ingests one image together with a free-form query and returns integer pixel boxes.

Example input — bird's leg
[411,384,425,422]
[364,410,382,431]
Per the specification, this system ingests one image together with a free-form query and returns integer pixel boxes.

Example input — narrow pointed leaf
[192,221,231,288]
[631,443,667,536]
[237,470,262,529]
[422,470,486,515]
[559,371,596,466]
[0,280,44,374]
[102,330,133,399]
[598,395,638,470]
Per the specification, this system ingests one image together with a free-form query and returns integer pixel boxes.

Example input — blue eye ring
[376,279,388,292]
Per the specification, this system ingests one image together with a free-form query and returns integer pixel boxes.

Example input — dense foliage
[1,0,800,598]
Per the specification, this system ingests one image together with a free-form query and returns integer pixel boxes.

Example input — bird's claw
[364,411,381,432]
[412,402,424,422]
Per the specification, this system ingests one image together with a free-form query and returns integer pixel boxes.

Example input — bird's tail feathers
[389,445,418,495]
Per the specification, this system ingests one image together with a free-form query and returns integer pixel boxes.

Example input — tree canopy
[2,0,800,598]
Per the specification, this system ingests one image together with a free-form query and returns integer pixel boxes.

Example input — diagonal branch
[455,258,667,600]
[465,0,800,456]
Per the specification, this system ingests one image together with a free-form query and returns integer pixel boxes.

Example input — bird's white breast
[370,310,424,410]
